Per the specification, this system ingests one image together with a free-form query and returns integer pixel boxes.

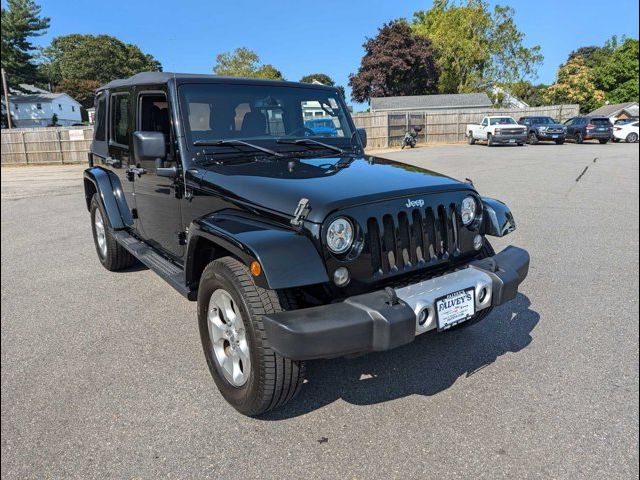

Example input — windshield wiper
[276,138,345,155]
[193,139,283,157]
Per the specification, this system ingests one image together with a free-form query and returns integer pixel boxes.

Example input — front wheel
[198,257,306,416]
[555,139,565,145]
[487,134,494,146]
[599,139,608,144]
[528,132,538,145]
[626,132,638,143]
[575,132,584,144]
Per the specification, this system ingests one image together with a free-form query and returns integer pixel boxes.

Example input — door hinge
[131,208,138,219]
[290,198,310,228]
[178,231,187,245]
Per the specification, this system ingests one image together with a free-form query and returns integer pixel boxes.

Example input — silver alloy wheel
[207,289,251,387]
[94,209,107,258]
[627,132,638,143]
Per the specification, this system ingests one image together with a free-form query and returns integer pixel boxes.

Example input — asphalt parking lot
[1,142,638,479]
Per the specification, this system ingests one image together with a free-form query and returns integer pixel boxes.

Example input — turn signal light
[250,260,262,277]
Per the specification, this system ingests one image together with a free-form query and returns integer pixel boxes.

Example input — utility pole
[2,68,13,128]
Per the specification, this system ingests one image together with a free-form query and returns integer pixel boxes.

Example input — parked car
[612,120,639,143]
[518,116,566,145]
[467,116,527,146]
[84,72,529,416]
[564,116,612,144]
[613,118,638,126]
[304,117,337,137]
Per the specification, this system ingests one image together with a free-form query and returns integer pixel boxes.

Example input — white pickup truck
[467,116,527,146]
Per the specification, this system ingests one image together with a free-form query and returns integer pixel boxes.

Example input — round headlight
[461,196,477,226]
[326,217,353,254]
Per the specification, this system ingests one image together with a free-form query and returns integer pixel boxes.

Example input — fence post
[456,112,460,143]
[57,129,64,164]
[424,112,428,144]
[21,130,27,165]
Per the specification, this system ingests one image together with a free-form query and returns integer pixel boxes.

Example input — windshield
[490,117,517,125]
[178,83,353,147]
[530,117,555,124]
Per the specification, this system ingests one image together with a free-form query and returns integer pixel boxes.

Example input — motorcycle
[401,125,423,149]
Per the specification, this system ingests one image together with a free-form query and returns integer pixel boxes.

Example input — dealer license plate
[552,135,559,138]
[436,288,475,330]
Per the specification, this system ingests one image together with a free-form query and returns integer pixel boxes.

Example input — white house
[7,92,83,127]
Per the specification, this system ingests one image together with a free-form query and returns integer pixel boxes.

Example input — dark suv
[518,116,566,144]
[84,72,529,416]
[564,116,613,144]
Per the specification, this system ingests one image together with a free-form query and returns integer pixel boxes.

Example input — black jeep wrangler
[84,72,529,416]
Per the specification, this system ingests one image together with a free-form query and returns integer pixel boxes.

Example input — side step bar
[112,230,196,300]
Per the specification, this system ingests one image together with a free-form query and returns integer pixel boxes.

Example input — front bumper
[492,133,527,144]
[263,246,530,360]
[537,131,566,141]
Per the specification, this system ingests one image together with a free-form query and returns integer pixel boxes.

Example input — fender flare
[481,197,516,237]
[83,166,133,229]
[186,213,329,290]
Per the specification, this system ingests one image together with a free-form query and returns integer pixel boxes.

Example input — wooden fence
[1,126,93,165]
[352,104,580,148]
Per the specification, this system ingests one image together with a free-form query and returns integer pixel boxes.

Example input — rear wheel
[448,240,495,331]
[90,194,136,271]
[468,132,476,145]
[626,132,638,143]
[198,257,306,416]
[599,139,608,144]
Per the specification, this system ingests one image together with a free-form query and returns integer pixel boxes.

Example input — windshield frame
[176,81,357,154]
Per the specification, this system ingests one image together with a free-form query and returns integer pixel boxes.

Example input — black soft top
[98,72,337,92]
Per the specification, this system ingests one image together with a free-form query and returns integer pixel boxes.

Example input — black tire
[555,139,565,145]
[89,194,136,271]
[447,240,496,331]
[468,132,476,145]
[487,133,494,146]
[528,132,538,145]
[626,132,638,143]
[598,139,608,144]
[198,256,306,416]
[575,132,584,144]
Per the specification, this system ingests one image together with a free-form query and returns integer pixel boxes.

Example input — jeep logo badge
[405,198,425,208]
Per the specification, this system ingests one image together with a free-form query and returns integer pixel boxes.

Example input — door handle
[105,157,121,168]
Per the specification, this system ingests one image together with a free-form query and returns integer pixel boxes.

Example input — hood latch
[290,198,310,228]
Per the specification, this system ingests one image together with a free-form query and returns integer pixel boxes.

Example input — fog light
[418,308,429,326]
[473,234,483,250]
[478,287,487,302]
[333,267,350,286]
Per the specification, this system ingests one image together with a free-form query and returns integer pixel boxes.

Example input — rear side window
[591,118,610,125]
[94,94,107,141]
[111,93,130,146]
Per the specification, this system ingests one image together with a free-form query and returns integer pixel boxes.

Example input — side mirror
[132,131,166,163]
[356,128,367,150]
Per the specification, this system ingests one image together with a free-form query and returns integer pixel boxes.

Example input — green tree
[299,73,346,97]
[53,78,101,109]
[506,81,549,107]
[544,57,605,113]
[1,0,50,91]
[349,20,439,103]
[594,38,639,104]
[49,112,58,126]
[412,0,542,93]
[40,34,162,85]
[213,47,284,80]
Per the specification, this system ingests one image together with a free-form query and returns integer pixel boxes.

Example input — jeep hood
[196,155,474,223]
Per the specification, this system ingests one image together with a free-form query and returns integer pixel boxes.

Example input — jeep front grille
[366,204,460,276]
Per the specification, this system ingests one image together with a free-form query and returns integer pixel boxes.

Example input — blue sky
[7,0,640,104]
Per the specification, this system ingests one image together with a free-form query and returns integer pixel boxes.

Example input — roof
[8,93,70,104]
[370,93,493,111]
[99,72,338,92]
[588,102,639,118]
